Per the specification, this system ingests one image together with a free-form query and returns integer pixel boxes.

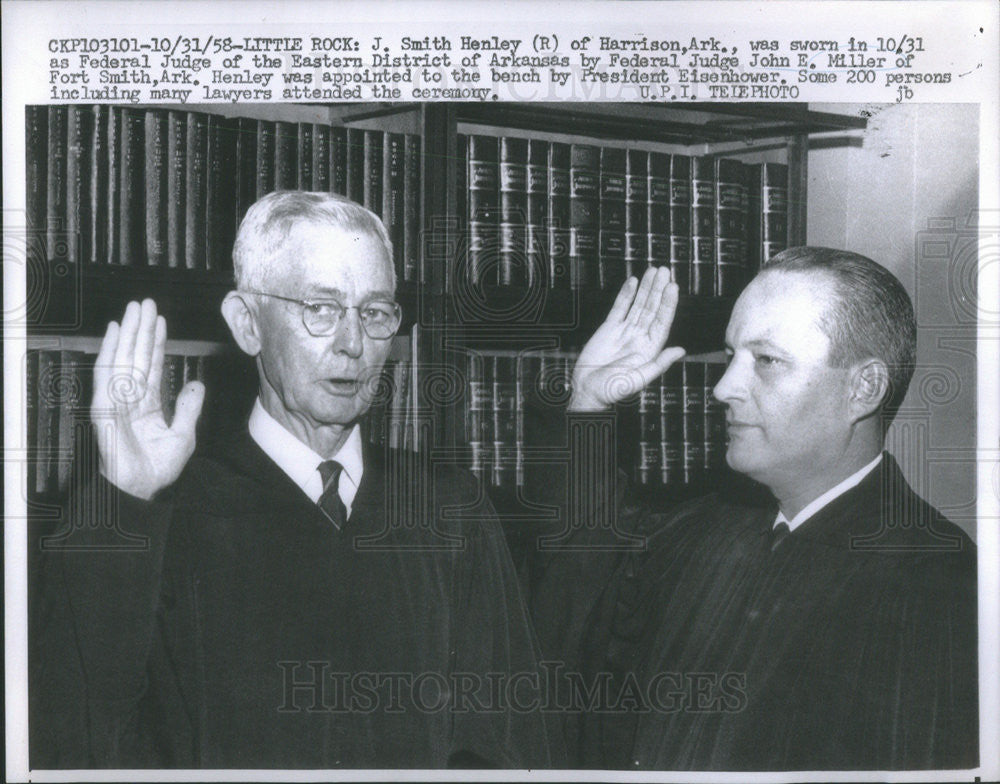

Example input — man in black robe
[534,249,977,769]
[31,191,562,769]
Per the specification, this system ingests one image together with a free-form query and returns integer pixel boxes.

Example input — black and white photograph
[4,1,998,780]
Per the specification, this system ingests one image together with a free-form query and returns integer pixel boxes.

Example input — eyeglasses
[246,291,402,340]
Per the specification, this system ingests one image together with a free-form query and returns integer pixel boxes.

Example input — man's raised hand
[91,299,205,500]
[569,267,686,412]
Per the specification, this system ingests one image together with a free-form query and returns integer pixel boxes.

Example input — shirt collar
[775,453,883,532]
[248,398,364,506]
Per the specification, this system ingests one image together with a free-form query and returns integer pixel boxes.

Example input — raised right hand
[91,299,205,500]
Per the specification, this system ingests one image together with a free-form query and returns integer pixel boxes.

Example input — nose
[713,355,746,404]
[330,307,364,358]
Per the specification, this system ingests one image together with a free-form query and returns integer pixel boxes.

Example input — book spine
[235,117,258,224]
[105,107,121,265]
[160,354,185,423]
[703,362,727,472]
[668,154,692,293]
[714,158,746,296]
[26,349,38,497]
[382,132,405,282]
[274,120,297,191]
[547,142,571,288]
[492,354,517,487]
[389,356,410,450]
[296,122,313,190]
[362,129,383,217]
[89,106,108,265]
[682,362,705,484]
[690,156,715,296]
[206,116,238,272]
[66,106,93,266]
[329,126,347,195]
[56,350,86,495]
[466,353,489,483]
[467,134,499,287]
[184,112,208,270]
[35,350,59,496]
[659,364,684,485]
[638,381,660,486]
[625,149,649,280]
[26,106,47,233]
[46,106,68,263]
[311,124,331,192]
[499,136,529,287]
[761,162,789,263]
[345,127,364,202]
[255,119,275,198]
[647,151,671,279]
[403,134,421,283]
[569,144,600,290]
[525,139,548,290]
[118,108,146,267]
[166,111,186,269]
[515,354,532,488]
[143,110,168,267]
[599,146,627,291]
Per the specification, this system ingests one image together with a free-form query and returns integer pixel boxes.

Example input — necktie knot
[317,460,347,530]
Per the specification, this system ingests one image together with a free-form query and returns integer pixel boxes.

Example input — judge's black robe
[573,454,978,770]
[31,430,563,769]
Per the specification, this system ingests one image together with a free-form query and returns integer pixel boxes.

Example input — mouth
[321,377,360,395]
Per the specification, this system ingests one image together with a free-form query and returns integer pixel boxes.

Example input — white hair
[232,191,395,291]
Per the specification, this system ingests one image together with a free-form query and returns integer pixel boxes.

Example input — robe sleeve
[30,470,182,767]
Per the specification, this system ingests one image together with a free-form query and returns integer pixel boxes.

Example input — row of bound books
[26,105,422,281]
[460,134,789,297]
[26,336,416,498]
[465,350,728,490]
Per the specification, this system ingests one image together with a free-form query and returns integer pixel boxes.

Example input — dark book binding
[499,136,529,287]
[690,156,715,296]
[600,146,627,290]
[143,110,168,267]
[466,134,500,287]
[569,144,600,289]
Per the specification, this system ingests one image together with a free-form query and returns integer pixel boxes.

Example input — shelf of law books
[24,101,866,506]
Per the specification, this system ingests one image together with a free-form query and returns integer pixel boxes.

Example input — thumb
[171,380,205,439]
[637,346,687,385]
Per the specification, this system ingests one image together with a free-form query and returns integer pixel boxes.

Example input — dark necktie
[317,460,347,530]
[771,521,791,552]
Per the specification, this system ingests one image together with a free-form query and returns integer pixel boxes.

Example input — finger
[630,267,666,328]
[92,320,120,408]
[648,280,680,342]
[145,315,167,407]
[113,301,141,371]
[132,299,159,383]
[607,276,638,322]
[171,380,205,440]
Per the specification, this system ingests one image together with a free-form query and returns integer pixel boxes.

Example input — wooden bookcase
[26,101,867,507]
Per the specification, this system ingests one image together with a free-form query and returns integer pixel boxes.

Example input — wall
[807,102,980,538]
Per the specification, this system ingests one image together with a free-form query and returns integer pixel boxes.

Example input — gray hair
[761,246,916,418]
[232,191,395,291]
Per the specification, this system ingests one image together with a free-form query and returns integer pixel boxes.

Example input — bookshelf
[25,101,867,509]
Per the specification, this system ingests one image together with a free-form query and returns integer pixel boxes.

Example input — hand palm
[571,268,686,411]
[91,300,204,500]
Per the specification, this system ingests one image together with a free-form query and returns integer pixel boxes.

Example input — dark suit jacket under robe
[574,453,978,770]
[31,429,564,769]
[523,414,977,771]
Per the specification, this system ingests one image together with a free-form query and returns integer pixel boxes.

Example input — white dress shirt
[248,398,363,517]
[775,453,883,532]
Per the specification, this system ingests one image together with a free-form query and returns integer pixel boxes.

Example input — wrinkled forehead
[268,220,394,292]
[726,270,837,360]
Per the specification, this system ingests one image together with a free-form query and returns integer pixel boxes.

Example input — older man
[31,192,561,769]
[537,248,977,770]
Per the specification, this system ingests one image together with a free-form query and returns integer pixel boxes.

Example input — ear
[848,358,890,421]
[221,291,262,357]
